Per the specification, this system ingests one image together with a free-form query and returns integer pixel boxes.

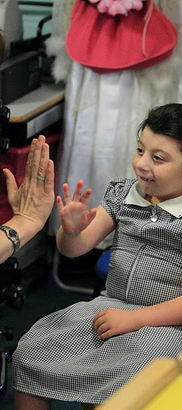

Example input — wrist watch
[0,225,20,254]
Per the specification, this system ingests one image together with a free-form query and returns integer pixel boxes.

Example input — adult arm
[0,135,55,264]
[56,180,116,257]
[93,296,182,339]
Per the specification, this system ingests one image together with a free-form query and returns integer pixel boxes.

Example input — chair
[0,257,23,397]
[51,247,103,295]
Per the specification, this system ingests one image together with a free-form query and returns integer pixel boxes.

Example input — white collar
[123,181,182,218]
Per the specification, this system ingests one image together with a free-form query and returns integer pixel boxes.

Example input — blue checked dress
[13,179,182,404]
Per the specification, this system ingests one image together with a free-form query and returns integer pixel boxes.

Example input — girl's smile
[132,127,182,203]
[138,176,155,183]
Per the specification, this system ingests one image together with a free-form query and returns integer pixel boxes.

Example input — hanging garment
[66,0,177,71]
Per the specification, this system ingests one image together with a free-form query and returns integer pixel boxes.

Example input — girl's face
[132,126,182,202]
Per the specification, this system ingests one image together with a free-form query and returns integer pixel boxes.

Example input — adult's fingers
[25,135,45,181]
[3,168,18,203]
[37,142,49,184]
[24,138,36,180]
[44,159,55,195]
[32,135,46,179]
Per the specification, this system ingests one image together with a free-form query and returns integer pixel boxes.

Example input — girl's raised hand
[57,179,97,235]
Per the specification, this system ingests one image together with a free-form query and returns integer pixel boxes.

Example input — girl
[49,0,180,253]
[13,103,181,410]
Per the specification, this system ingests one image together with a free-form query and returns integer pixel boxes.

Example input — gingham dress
[13,179,182,404]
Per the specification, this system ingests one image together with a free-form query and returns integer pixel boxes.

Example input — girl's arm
[93,296,182,339]
[136,295,182,327]
[56,180,116,257]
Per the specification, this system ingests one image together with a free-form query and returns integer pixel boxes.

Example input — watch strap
[0,225,20,254]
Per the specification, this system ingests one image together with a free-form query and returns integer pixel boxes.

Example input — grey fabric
[13,179,182,404]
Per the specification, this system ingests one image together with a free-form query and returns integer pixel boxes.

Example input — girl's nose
[137,153,151,171]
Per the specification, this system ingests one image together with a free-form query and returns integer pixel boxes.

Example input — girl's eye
[153,155,164,162]
[136,147,143,155]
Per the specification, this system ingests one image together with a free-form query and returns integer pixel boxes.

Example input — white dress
[49,0,182,246]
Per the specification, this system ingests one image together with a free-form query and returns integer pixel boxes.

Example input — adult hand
[3,135,55,230]
[92,308,142,339]
[57,179,97,235]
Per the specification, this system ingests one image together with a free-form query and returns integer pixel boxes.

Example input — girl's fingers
[62,180,90,204]
[92,310,105,326]
[88,208,97,222]
[80,188,92,206]
[61,180,93,211]
[63,183,72,204]
[97,323,109,336]
[56,195,64,212]
[93,316,104,330]
[98,330,111,340]
[73,179,84,201]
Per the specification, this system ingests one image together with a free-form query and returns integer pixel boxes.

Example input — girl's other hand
[92,308,142,339]
[57,179,97,235]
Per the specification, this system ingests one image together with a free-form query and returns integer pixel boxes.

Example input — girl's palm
[57,180,96,235]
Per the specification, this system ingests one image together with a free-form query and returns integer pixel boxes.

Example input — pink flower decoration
[88,0,145,16]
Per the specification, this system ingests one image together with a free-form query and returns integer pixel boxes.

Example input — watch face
[0,225,20,250]
[8,228,20,247]
[9,229,17,238]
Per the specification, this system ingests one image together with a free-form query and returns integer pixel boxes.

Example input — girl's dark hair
[137,103,182,146]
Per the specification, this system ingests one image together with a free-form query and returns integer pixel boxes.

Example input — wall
[18,0,53,39]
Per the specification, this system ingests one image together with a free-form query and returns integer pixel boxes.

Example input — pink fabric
[66,0,177,72]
